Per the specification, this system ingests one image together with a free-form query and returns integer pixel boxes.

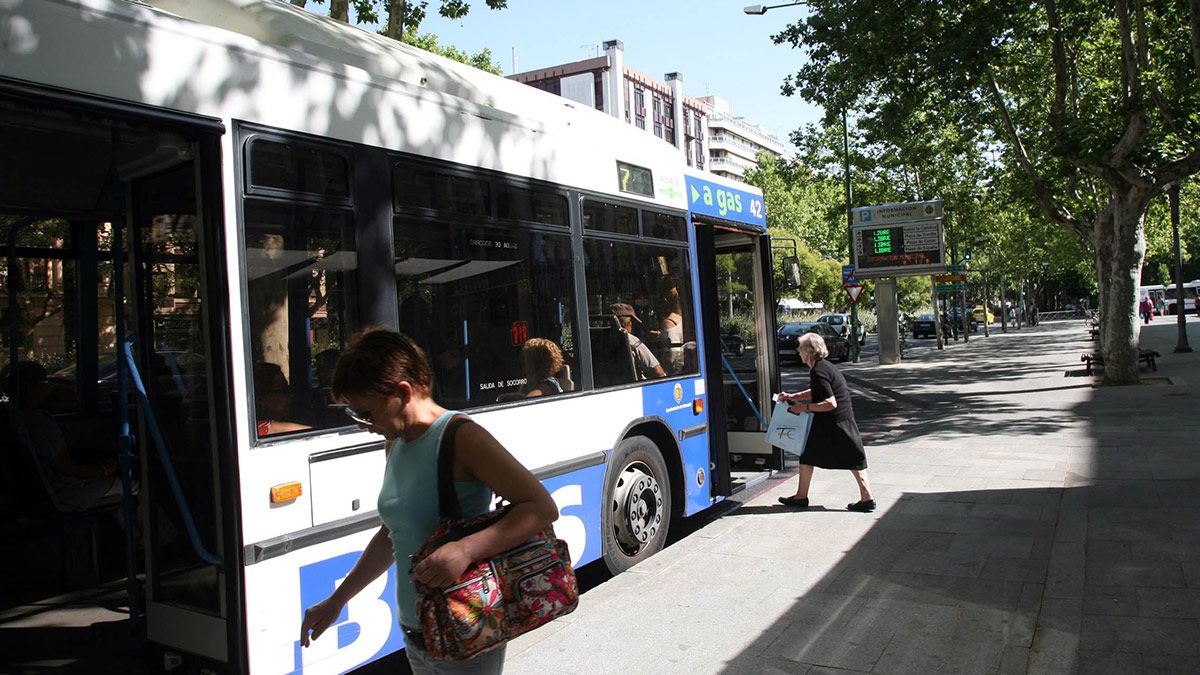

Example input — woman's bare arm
[411,422,558,588]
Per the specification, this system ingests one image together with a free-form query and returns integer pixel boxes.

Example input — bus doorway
[695,218,781,496]
[0,91,239,671]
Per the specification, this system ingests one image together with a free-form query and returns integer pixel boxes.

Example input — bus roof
[7,0,688,207]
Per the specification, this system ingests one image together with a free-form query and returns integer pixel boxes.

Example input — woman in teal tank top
[298,328,559,674]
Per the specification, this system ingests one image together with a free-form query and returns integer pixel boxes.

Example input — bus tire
[601,435,671,574]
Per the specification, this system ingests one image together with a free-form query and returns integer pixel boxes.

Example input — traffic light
[963,249,973,261]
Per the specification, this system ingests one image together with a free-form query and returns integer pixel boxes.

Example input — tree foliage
[773,0,1200,384]
[296,0,505,73]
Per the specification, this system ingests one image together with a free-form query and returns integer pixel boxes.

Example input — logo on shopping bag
[773,427,796,441]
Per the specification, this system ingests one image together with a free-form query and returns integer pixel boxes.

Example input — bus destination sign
[852,214,946,277]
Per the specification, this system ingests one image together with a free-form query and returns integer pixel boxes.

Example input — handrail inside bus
[720,352,766,428]
[121,336,222,567]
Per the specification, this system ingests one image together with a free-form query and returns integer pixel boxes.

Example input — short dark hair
[331,326,433,399]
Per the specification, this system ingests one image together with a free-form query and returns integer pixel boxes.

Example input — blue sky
[414,1,826,149]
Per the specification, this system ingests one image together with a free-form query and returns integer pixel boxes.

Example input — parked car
[777,322,850,362]
[719,333,745,356]
[48,350,207,406]
[971,305,995,324]
[911,314,937,339]
[817,313,867,345]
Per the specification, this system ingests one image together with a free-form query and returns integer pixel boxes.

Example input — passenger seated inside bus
[520,338,567,398]
[648,286,685,374]
[3,361,124,512]
[254,362,311,437]
[610,303,665,380]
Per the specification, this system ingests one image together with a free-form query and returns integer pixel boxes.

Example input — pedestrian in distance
[1139,296,1153,324]
[776,332,875,513]
[299,327,558,674]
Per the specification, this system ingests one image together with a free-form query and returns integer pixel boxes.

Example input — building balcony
[706,154,755,177]
[708,133,774,163]
[705,115,785,155]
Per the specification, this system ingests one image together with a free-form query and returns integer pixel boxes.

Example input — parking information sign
[851,200,946,278]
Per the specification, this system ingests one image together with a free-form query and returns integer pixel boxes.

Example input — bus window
[243,202,358,438]
[246,138,350,199]
[497,185,568,226]
[392,219,577,407]
[644,211,687,242]
[583,239,697,381]
[582,199,639,236]
[393,167,490,217]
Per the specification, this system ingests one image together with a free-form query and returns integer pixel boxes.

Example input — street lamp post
[743,3,804,14]
[843,110,859,362]
[744,0,860,360]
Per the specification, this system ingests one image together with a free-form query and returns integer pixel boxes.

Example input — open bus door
[0,87,243,672]
[686,175,780,498]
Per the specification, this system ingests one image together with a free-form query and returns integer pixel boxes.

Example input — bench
[1080,349,1160,374]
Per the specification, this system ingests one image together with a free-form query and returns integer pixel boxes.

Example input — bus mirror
[782,256,802,290]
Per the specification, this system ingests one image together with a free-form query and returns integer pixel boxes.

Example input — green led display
[870,227,897,255]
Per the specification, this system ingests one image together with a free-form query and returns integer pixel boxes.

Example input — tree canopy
[292,0,505,73]
[773,0,1200,384]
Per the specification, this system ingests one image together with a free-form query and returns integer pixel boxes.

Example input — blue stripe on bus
[639,379,712,516]
[289,460,607,672]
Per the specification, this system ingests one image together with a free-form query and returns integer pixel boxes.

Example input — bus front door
[125,132,243,670]
[695,220,781,497]
[0,93,240,671]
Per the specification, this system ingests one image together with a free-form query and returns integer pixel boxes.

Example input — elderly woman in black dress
[776,332,876,512]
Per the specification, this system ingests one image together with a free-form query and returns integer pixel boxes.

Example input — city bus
[1163,280,1199,315]
[0,1,781,672]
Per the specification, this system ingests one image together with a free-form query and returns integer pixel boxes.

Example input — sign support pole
[932,276,943,350]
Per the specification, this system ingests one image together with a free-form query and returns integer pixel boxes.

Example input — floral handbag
[410,416,579,661]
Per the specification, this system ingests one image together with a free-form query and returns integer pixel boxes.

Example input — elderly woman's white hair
[796,332,829,360]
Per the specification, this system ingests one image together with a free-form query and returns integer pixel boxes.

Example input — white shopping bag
[766,400,812,457]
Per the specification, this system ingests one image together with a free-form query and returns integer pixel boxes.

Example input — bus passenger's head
[332,327,433,437]
[610,303,640,331]
[522,338,564,380]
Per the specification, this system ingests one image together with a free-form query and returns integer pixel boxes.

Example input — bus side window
[392,166,578,408]
[242,138,358,438]
[583,235,697,385]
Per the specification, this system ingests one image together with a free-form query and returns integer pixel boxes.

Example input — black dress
[798,359,868,470]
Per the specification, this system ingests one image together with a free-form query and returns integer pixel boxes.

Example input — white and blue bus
[0,1,782,672]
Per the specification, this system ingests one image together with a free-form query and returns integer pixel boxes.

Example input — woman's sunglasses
[344,406,374,426]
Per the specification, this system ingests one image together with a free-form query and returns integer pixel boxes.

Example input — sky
[413,0,825,150]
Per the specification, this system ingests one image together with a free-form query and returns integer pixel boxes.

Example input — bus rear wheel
[602,436,671,574]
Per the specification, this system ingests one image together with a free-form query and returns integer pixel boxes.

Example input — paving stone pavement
[505,316,1200,674]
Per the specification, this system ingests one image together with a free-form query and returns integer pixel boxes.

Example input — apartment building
[510,41,785,177]
[696,95,786,180]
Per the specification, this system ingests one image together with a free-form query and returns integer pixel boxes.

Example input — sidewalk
[506,317,1200,674]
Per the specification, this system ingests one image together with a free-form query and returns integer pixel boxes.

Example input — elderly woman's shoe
[846,499,876,513]
[778,495,810,507]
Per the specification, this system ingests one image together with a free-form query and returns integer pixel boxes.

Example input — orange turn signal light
[270,482,303,503]
[693,398,704,415]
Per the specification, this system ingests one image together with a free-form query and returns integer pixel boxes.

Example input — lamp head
[743,4,768,14]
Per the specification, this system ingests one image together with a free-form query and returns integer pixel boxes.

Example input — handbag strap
[436,415,474,521]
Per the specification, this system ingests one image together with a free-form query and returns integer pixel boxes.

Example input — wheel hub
[611,462,663,553]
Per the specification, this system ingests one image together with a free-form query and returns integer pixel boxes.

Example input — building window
[654,122,663,138]
[665,128,675,145]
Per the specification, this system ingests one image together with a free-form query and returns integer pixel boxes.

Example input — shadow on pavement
[719,320,1200,673]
